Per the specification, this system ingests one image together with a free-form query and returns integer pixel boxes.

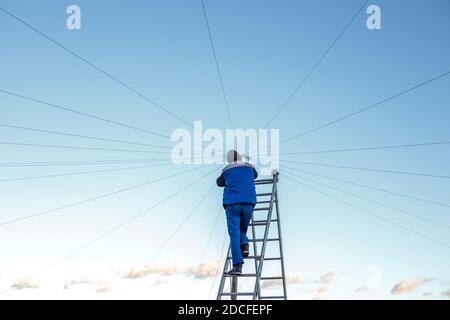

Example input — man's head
[227,149,242,164]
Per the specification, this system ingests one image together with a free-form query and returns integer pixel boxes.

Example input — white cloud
[148,278,168,288]
[186,261,220,279]
[442,290,450,298]
[0,258,220,300]
[11,279,39,290]
[390,277,433,295]
[308,271,339,299]
[65,277,113,293]
[317,286,328,294]
[123,261,220,280]
[96,286,113,293]
[355,286,368,293]
[124,263,184,279]
[261,273,305,289]
[67,278,108,286]
[320,272,336,285]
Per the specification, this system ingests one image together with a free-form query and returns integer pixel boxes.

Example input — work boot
[226,263,243,276]
[240,243,250,258]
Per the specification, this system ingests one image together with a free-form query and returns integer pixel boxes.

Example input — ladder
[217,172,287,300]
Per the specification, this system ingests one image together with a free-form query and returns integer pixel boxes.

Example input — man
[216,150,258,275]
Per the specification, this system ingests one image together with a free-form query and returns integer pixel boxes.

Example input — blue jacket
[216,162,258,207]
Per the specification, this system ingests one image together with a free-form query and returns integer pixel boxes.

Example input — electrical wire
[283,173,450,250]
[0,167,219,296]
[264,0,369,128]
[0,164,216,227]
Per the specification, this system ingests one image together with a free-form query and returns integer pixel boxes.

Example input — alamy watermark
[171,121,279,176]
[65,4,381,31]
[367,4,382,30]
[66,5,81,30]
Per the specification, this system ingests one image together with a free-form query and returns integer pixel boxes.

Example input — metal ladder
[217,172,287,300]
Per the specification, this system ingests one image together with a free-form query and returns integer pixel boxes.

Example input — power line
[0,141,170,154]
[0,159,170,167]
[208,228,227,300]
[0,141,228,160]
[264,0,368,128]
[280,141,450,155]
[282,165,450,209]
[282,167,450,229]
[283,173,450,250]
[249,70,450,156]
[137,184,216,265]
[0,162,174,183]
[0,164,214,227]
[121,183,218,296]
[0,89,206,152]
[0,155,223,167]
[281,159,450,180]
[201,0,234,129]
[0,89,171,139]
[188,202,222,297]
[280,70,450,144]
[0,123,171,150]
[0,167,219,296]
[0,8,193,128]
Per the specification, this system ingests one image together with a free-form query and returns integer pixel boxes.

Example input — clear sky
[0,0,449,299]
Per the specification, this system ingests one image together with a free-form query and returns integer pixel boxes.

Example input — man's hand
[216,174,225,187]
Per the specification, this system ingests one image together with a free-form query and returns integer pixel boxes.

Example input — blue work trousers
[225,204,254,265]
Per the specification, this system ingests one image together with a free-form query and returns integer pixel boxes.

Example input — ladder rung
[226,256,280,261]
[249,219,278,226]
[255,179,274,185]
[263,257,282,261]
[227,255,261,260]
[256,200,274,204]
[260,296,286,299]
[261,276,283,280]
[256,193,272,197]
[224,273,257,277]
[220,292,254,296]
[254,207,270,211]
[248,238,279,242]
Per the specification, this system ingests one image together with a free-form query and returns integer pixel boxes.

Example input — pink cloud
[391,277,433,295]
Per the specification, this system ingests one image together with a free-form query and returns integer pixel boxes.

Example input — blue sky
[0,0,449,299]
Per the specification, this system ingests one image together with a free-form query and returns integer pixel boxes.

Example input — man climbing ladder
[216,150,258,275]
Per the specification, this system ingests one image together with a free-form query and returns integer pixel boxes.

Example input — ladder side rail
[250,214,261,299]
[255,179,275,185]
[251,177,274,299]
[217,246,232,300]
[230,277,238,301]
[252,175,278,299]
[274,187,288,300]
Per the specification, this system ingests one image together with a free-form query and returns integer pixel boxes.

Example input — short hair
[226,149,242,164]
